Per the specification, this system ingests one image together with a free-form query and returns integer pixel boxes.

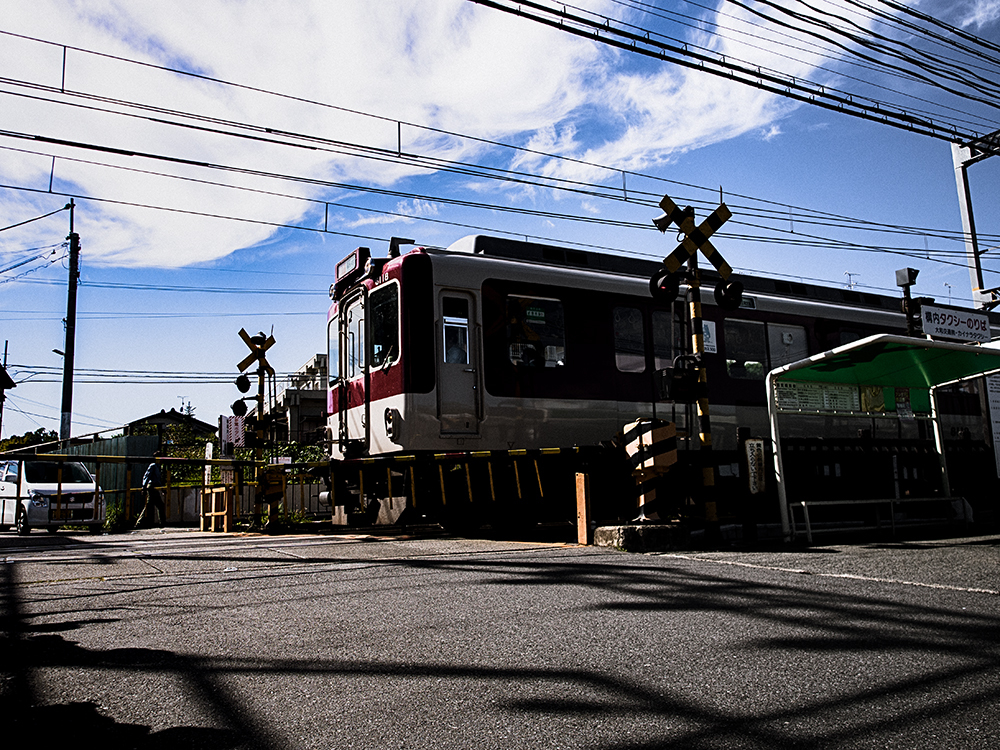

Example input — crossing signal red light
[231,399,248,417]
[235,374,251,393]
[649,268,681,303]
[714,279,744,311]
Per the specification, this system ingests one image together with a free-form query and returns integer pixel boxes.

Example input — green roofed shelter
[766,334,1000,540]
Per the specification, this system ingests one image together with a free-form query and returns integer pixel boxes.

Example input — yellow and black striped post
[686,249,718,533]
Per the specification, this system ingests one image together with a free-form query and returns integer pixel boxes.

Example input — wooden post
[387,466,394,510]
[164,465,172,524]
[358,466,366,511]
[576,472,592,545]
[487,460,497,504]
[93,463,102,522]
[408,466,416,508]
[125,467,132,522]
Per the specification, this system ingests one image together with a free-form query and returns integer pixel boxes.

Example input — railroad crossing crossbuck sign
[650,194,743,310]
[237,328,275,375]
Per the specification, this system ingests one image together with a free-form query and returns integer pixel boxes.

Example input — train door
[340,290,369,451]
[438,292,480,434]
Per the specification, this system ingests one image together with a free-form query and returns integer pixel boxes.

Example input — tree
[0,427,59,452]
[128,420,215,484]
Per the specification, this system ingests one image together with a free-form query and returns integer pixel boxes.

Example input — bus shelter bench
[791,496,968,544]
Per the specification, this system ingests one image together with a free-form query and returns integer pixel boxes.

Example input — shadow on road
[2,542,999,748]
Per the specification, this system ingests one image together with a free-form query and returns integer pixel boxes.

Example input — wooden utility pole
[60,199,80,442]
[0,341,14,438]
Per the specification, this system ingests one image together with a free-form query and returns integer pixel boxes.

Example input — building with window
[265,354,328,445]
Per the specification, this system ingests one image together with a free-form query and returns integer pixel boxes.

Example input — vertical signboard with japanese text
[987,375,1000,478]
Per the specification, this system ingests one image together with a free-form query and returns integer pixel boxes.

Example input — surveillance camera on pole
[896,267,920,336]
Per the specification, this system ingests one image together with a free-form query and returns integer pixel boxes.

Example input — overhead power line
[3,141,996,251]
[3,178,992,284]
[0,23,997,290]
[0,203,71,232]
[11,363,304,386]
[2,129,996,279]
[1,22,995,214]
[466,0,1000,144]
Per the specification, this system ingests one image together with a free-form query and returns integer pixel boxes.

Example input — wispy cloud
[958,0,1000,29]
[342,199,441,228]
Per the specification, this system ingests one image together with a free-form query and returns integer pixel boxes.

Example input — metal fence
[0,449,330,531]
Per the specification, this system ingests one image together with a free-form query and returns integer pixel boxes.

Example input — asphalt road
[2,527,999,749]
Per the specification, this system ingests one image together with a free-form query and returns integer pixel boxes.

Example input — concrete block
[593,523,689,553]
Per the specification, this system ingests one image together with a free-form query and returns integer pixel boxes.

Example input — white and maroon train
[327,234,925,457]
[325,234,997,524]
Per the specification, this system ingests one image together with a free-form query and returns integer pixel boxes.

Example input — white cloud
[0,0,849,268]
[958,0,1000,28]
[761,125,783,142]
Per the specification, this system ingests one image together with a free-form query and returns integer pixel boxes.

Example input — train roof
[432,234,998,321]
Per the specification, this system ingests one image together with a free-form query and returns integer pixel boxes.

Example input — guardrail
[0,453,330,532]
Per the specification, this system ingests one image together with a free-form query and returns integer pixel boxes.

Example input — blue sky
[1,0,999,440]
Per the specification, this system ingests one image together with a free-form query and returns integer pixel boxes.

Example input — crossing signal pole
[235,328,277,530]
[652,194,742,541]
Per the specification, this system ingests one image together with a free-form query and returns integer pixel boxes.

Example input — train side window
[613,306,646,373]
[327,317,339,386]
[652,310,672,370]
[443,297,470,364]
[506,295,565,367]
[724,319,766,380]
[768,323,808,369]
[370,283,399,368]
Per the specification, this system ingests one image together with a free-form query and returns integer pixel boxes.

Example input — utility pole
[0,341,14,439]
[952,130,1000,309]
[60,199,80,442]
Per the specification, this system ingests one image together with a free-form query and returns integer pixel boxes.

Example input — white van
[0,459,105,535]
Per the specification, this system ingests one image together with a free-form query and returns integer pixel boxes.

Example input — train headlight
[384,408,400,441]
